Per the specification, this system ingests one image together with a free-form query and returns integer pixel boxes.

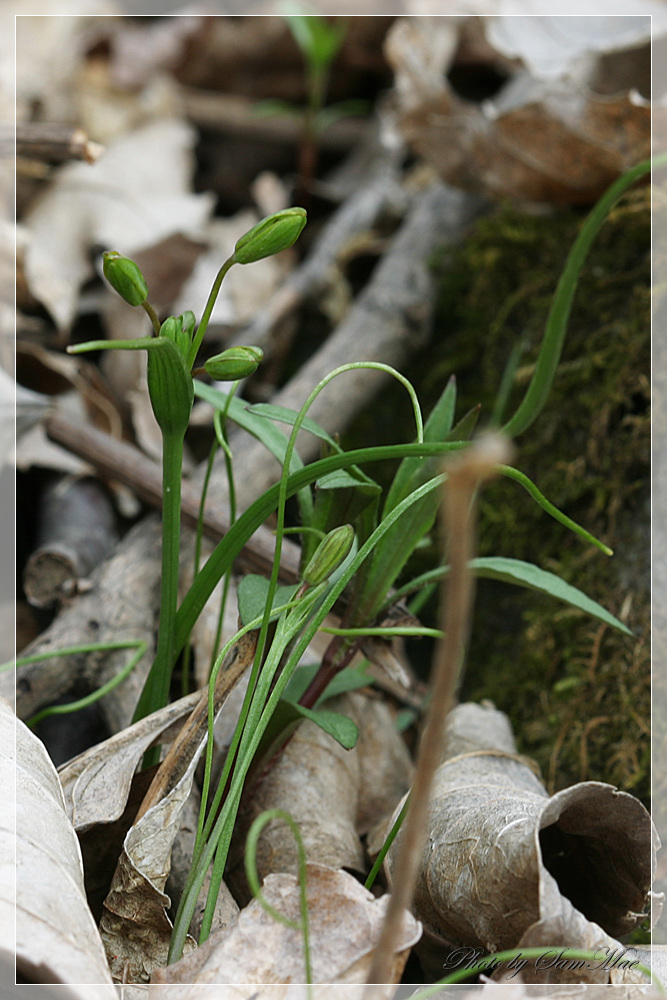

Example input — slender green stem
[182,436,219,697]
[133,430,185,739]
[245,809,313,991]
[209,405,237,675]
[320,625,442,638]
[187,257,235,369]
[141,300,161,335]
[27,642,147,728]
[499,464,612,554]
[252,362,425,738]
[170,476,444,962]
[503,156,657,437]
[3,640,144,672]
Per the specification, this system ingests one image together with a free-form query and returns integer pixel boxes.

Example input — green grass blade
[499,465,612,555]
[471,556,631,634]
[503,157,654,438]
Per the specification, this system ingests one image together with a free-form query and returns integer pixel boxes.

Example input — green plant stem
[3,640,147,725]
[182,437,218,696]
[170,474,445,962]
[27,642,147,728]
[210,407,238,675]
[245,808,313,991]
[187,257,235,369]
[320,625,442,638]
[141,300,161,335]
[503,156,657,437]
[250,362,425,736]
[133,429,185,741]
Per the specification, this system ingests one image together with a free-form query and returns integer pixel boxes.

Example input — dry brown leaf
[22,118,214,331]
[16,7,115,125]
[227,691,412,902]
[385,17,651,204]
[375,702,657,984]
[17,340,124,438]
[98,745,201,983]
[1,698,116,990]
[151,864,421,987]
[59,691,202,833]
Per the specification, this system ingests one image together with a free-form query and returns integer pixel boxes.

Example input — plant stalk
[364,434,510,991]
[133,430,184,739]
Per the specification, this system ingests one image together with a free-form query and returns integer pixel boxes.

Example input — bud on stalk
[302,524,355,588]
[204,345,263,381]
[102,251,148,306]
[233,208,307,265]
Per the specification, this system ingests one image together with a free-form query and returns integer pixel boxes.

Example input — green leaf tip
[102,250,148,306]
[233,208,307,265]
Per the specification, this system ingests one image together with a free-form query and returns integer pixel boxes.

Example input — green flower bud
[204,345,263,382]
[160,316,190,360]
[302,524,354,587]
[102,251,148,306]
[232,208,307,265]
[146,338,194,438]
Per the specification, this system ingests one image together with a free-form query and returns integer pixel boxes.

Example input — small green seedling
[69,208,307,754]
[257,7,365,197]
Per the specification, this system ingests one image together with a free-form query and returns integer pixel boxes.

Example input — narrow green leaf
[445,403,481,442]
[388,556,633,636]
[316,469,380,494]
[499,465,612,555]
[471,557,632,635]
[174,440,465,658]
[503,157,654,438]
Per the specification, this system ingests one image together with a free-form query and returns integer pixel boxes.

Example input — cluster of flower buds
[100,208,307,434]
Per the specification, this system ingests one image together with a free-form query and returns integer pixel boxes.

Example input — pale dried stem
[364,434,511,992]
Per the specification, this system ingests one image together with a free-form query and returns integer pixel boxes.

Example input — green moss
[411,192,650,801]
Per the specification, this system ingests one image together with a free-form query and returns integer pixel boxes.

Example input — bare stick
[24,476,118,607]
[364,434,511,991]
[14,123,104,163]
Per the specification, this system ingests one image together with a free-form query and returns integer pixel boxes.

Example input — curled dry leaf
[58,691,201,833]
[227,691,412,902]
[151,864,422,988]
[1,698,116,991]
[385,17,651,204]
[374,702,657,985]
